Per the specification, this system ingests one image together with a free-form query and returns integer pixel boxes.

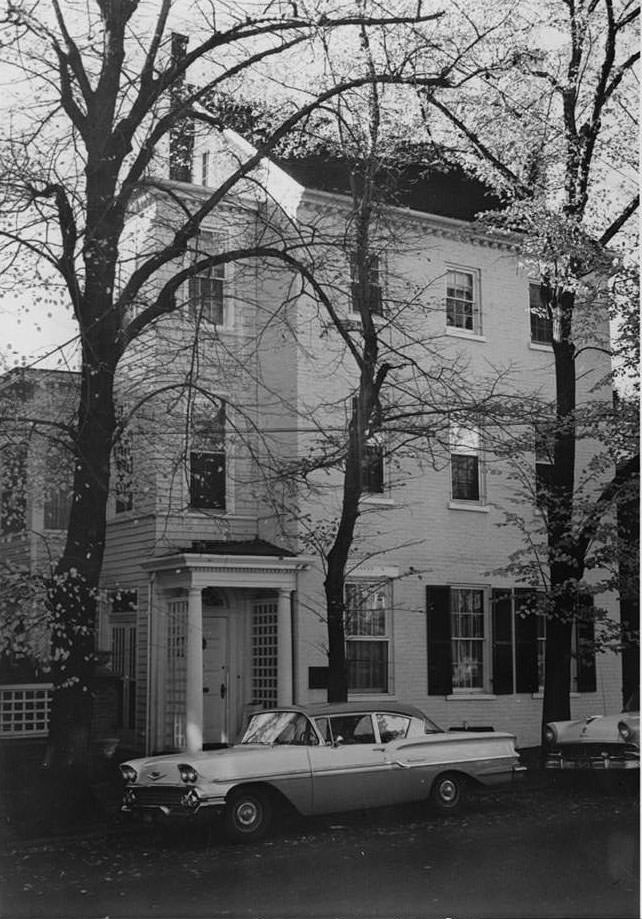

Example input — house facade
[0,134,623,753]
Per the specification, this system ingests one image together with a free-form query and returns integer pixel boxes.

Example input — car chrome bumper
[545,752,640,771]
[121,785,226,817]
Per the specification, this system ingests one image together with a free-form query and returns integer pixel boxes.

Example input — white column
[185,586,203,753]
[277,589,293,705]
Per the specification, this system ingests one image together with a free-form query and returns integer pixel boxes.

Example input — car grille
[128,786,193,808]
[556,743,633,758]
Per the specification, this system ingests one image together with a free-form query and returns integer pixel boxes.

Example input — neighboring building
[0,132,624,753]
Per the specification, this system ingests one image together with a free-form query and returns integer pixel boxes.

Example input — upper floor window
[114,431,134,514]
[188,231,226,326]
[449,424,483,503]
[529,282,553,345]
[189,399,226,510]
[361,440,384,494]
[44,445,73,529]
[534,425,555,506]
[446,268,481,334]
[345,580,390,693]
[351,252,383,317]
[0,443,27,535]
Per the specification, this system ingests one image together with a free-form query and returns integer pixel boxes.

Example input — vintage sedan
[544,694,640,772]
[121,702,524,841]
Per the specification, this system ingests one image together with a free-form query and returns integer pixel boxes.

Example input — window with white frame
[446,268,481,334]
[189,399,226,510]
[345,581,390,693]
[529,282,553,345]
[449,424,483,502]
[188,231,226,325]
[350,252,383,317]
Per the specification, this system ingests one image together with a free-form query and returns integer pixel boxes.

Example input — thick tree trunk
[541,288,583,733]
[325,401,363,703]
[44,333,118,767]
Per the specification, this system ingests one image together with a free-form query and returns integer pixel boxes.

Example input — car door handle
[373,746,386,751]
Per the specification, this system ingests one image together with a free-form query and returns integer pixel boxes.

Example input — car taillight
[178,763,198,784]
[618,721,634,742]
[120,764,138,783]
[543,725,556,745]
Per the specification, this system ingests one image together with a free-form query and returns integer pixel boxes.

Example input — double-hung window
[345,581,389,693]
[529,282,553,345]
[446,268,481,334]
[189,399,226,510]
[351,252,383,317]
[534,425,555,507]
[450,424,483,503]
[188,231,226,326]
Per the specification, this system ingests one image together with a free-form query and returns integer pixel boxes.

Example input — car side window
[376,713,411,743]
[328,714,375,744]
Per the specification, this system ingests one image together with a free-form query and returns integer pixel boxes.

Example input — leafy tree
[0,0,468,766]
[415,0,639,730]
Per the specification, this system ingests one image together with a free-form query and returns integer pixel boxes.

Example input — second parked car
[121,702,525,841]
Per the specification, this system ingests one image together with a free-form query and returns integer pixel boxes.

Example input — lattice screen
[0,685,52,736]
[251,599,278,707]
[166,599,187,749]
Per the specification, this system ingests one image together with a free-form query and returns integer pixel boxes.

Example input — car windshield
[241,711,317,745]
[624,690,639,713]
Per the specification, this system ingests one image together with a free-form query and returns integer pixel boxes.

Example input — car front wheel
[430,772,465,811]
[224,788,273,842]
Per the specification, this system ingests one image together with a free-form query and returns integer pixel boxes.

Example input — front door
[202,615,229,744]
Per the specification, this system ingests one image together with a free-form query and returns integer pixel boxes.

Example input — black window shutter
[492,590,514,694]
[426,586,452,695]
[514,589,539,693]
[576,595,597,693]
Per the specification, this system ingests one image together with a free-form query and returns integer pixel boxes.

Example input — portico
[141,541,308,755]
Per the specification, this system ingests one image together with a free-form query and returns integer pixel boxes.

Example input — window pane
[529,283,552,344]
[347,641,388,692]
[189,452,225,508]
[451,455,480,500]
[376,713,410,742]
[328,713,376,744]
[362,443,384,493]
[450,588,484,690]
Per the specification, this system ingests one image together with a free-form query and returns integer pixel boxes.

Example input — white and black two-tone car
[120,702,525,842]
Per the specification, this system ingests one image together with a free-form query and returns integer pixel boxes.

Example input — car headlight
[120,764,138,783]
[543,725,557,746]
[618,721,634,742]
[178,763,199,784]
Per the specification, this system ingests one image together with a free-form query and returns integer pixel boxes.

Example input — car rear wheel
[430,772,465,811]
[224,788,273,843]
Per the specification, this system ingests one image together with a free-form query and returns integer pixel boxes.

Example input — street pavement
[0,772,638,919]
